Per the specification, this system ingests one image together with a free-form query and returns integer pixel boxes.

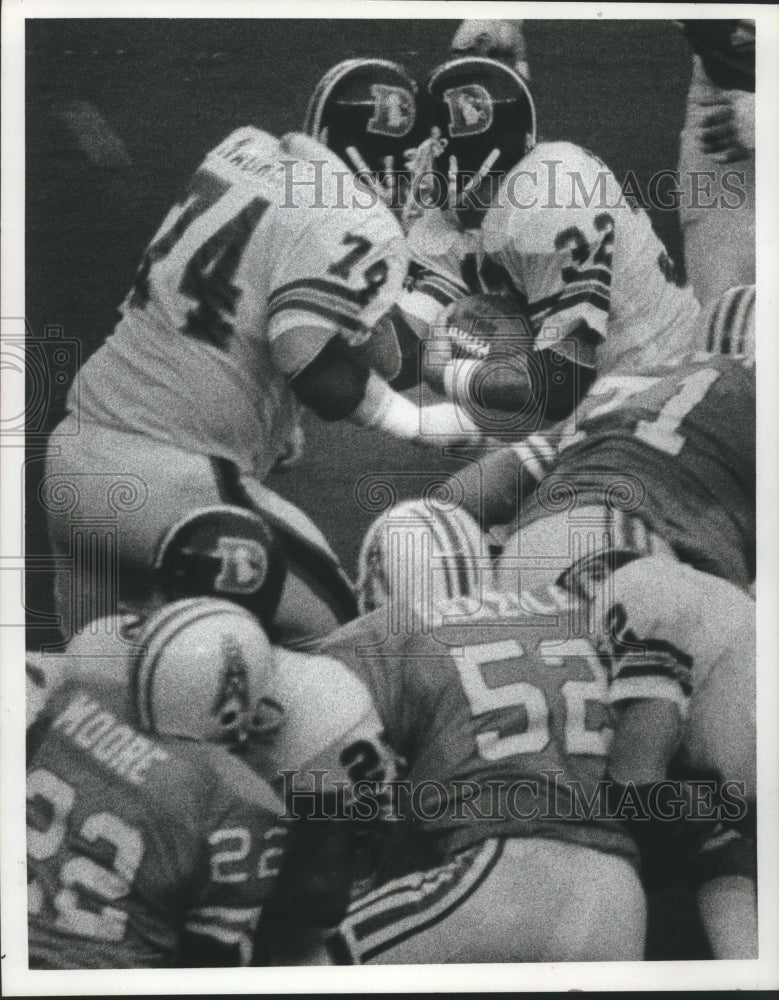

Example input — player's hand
[697,98,750,163]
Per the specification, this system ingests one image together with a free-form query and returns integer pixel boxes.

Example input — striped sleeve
[526,260,612,366]
[265,193,407,376]
[531,281,611,336]
[184,904,263,965]
[698,284,755,365]
[608,646,692,716]
[510,432,558,484]
[396,259,468,336]
[266,276,368,375]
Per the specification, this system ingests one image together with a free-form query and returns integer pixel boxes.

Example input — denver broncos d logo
[213,536,268,595]
[367,84,416,138]
[443,84,494,137]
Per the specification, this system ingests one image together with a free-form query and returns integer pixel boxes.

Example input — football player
[26,598,290,968]
[676,20,755,306]
[306,584,691,964]
[45,83,485,643]
[495,352,755,596]
[256,566,752,964]
[253,584,698,965]
[354,497,489,629]
[397,57,701,430]
[592,554,757,960]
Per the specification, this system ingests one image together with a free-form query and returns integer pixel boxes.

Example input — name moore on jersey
[26,599,290,969]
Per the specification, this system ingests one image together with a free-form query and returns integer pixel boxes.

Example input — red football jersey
[318,591,641,863]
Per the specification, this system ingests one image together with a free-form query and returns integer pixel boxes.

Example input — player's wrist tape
[363,391,422,439]
[608,657,691,718]
[352,372,421,440]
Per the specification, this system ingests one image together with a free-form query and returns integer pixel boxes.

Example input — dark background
[25,17,705,959]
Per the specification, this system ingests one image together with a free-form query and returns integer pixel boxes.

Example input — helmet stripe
[458,510,481,591]
[411,505,454,600]
[432,507,471,597]
[304,58,417,139]
[450,509,480,592]
[734,286,755,355]
[132,599,254,733]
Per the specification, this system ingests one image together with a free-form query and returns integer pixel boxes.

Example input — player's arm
[268,230,484,447]
[600,602,693,855]
[603,594,693,786]
[663,759,758,959]
[454,147,620,419]
[286,332,484,445]
[693,826,757,959]
[447,433,558,533]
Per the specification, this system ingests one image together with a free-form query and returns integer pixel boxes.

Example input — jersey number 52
[455,638,613,761]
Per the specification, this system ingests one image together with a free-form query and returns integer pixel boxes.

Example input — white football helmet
[451,19,530,80]
[130,598,281,746]
[356,499,488,625]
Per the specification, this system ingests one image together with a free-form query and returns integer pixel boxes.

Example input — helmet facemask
[305,58,422,222]
[415,56,537,224]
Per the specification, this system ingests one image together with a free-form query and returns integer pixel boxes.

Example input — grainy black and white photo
[2,1,777,992]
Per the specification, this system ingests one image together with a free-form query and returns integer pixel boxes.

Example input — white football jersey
[402,141,701,375]
[399,207,473,336]
[71,128,408,480]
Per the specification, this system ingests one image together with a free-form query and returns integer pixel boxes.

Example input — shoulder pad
[198,742,286,815]
[486,141,620,254]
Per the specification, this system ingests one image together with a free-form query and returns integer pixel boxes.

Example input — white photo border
[2,1,777,993]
